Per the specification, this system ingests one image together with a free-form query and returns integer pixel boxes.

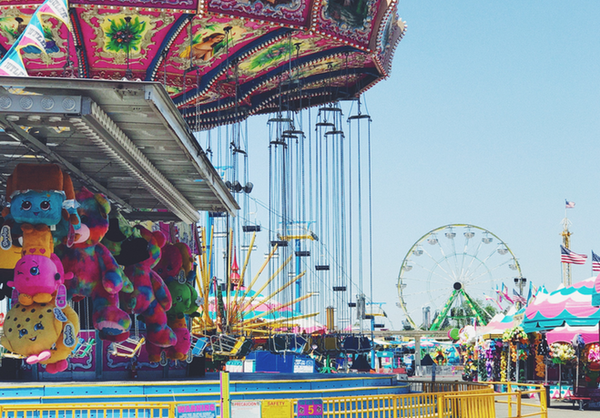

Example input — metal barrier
[410,380,489,393]
[0,402,179,418]
[442,382,548,418]
[0,381,544,418]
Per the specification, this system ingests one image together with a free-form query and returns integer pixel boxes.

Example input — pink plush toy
[60,187,133,342]
[116,226,176,348]
[146,317,190,362]
[9,254,73,306]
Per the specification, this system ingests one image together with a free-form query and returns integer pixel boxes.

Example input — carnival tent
[522,277,600,333]
[546,323,599,345]
[477,307,525,339]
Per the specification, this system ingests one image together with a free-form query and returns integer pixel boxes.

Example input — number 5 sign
[297,399,323,417]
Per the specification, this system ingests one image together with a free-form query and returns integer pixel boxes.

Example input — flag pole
[562,201,573,287]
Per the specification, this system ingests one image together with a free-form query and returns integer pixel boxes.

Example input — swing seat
[109,336,145,358]
[210,334,246,356]
[71,337,95,358]
[191,336,209,357]
[237,339,254,357]
[319,335,340,353]
[0,345,24,359]
[341,336,372,353]
[268,334,307,354]
[242,225,261,232]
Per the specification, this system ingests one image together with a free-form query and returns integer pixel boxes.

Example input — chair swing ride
[0,0,406,373]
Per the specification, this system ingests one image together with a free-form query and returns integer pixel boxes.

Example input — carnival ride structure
[397,224,523,331]
[0,0,407,377]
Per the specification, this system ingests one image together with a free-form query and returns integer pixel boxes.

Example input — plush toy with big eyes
[59,187,133,342]
[2,163,80,228]
[9,254,73,306]
[10,190,68,226]
[116,226,176,348]
[0,301,80,374]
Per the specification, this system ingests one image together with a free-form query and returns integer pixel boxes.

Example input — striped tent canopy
[522,277,600,333]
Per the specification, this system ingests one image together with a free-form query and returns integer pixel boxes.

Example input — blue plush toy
[2,163,81,229]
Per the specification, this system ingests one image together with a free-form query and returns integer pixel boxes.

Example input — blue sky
[362,1,600,326]
[205,1,600,329]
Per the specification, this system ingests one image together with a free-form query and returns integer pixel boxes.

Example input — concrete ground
[494,400,600,417]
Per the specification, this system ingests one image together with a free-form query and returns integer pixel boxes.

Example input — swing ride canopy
[0,0,406,130]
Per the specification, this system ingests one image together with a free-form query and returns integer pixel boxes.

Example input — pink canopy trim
[546,324,599,344]
[525,277,600,320]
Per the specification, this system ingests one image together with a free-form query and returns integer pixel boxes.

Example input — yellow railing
[410,380,490,393]
[442,381,548,418]
[0,382,545,418]
[0,402,179,418]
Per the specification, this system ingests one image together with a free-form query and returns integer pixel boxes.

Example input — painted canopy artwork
[0,0,406,129]
[522,276,600,333]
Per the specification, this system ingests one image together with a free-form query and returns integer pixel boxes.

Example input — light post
[514,277,527,309]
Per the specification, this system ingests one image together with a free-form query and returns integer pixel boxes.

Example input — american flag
[565,200,575,208]
[512,289,527,305]
[560,245,587,265]
[592,251,600,272]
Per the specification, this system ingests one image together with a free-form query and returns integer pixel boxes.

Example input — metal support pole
[415,336,422,375]
[370,316,376,369]
[220,371,230,418]
[295,238,301,313]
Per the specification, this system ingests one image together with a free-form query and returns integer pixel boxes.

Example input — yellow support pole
[250,272,305,312]
[225,229,233,327]
[200,227,214,328]
[237,293,315,326]
[233,312,319,331]
[238,244,278,308]
[241,253,293,312]
[220,371,230,418]
[239,231,256,286]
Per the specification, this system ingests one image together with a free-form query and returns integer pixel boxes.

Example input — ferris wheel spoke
[477,247,501,267]
[460,239,485,281]
[461,257,491,283]
[436,242,462,282]
[408,257,455,284]
[427,287,454,309]
[464,258,515,285]
[419,248,455,278]
[462,254,514,284]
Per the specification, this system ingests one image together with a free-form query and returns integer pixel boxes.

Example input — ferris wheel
[397,224,522,330]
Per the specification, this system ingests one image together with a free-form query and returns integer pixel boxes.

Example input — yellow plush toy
[21,223,54,257]
[0,301,79,374]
